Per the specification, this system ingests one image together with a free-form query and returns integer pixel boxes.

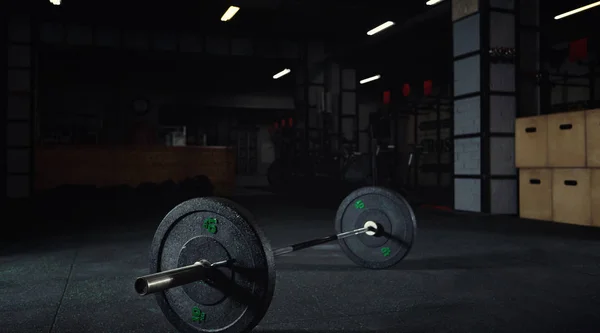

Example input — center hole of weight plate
[355,211,391,248]
[178,236,233,306]
[363,221,379,236]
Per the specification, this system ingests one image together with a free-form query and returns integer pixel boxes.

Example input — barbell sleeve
[135,259,232,296]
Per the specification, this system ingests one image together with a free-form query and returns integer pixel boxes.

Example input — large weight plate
[335,186,417,269]
[150,197,276,333]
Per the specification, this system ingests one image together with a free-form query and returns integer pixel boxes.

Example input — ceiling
[541,0,600,46]
[11,0,599,51]
[12,0,600,95]
[38,45,297,94]
[27,0,430,39]
[337,1,453,90]
[343,0,600,91]
[22,0,435,92]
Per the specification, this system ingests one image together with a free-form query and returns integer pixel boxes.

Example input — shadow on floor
[6,188,599,251]
[256,331,401,333]
[274,250,539,272]
[419,208,600,242]
[275,247,600,274]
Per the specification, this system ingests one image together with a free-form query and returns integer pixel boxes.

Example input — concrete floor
[2,192,600,333]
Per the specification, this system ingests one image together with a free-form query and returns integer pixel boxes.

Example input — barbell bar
[134,186,417,333]
[135,222,379,296]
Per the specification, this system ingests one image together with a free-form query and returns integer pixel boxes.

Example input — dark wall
[37,45,296,146]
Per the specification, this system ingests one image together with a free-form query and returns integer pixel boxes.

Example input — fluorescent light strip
[49,0,61,5]
[554,1,600,20]
[367,21,395,36]
[221,6,240,22]
[360,75,381,84]
[273,68,291,79]
[426,0,444,6]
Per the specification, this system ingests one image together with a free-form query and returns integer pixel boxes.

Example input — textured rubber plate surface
[149,197,276,333]
[335,187,417,269]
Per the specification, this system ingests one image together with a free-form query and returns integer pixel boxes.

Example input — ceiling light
[426,0,444,5]
[273,69,291,79]
[554,1,600,20]
[221,6,240,22]
[367,21,395,36]
[360,75,381,84]
[49,0,61,5]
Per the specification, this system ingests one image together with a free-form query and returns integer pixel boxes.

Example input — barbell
[134,186,417,333]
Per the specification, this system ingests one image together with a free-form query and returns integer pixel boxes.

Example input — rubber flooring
[1,193,600,333]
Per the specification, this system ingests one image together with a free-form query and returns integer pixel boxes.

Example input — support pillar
[337,67,358,153]
[7,15,36,199]
[517,0,541,117]
[296,49,358,156]
[294,41,326,156]
[452,0,538,214]
[307,42,325,154]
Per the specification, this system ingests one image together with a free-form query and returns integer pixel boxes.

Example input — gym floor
[2,190,600,333]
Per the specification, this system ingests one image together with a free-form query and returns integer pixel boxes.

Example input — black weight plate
[149,197,276,333]
[335,186,417,269]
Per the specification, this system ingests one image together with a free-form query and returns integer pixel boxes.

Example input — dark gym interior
[4,1,600,333]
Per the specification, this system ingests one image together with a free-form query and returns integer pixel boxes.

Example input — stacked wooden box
[515,109,600,227]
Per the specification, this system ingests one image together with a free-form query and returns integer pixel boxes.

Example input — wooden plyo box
[586,109,600,167]
[515,115,548,168]
[592,169,600,227]
[552,168,592,226]
[519,169,552,221]
[547,111,586,167]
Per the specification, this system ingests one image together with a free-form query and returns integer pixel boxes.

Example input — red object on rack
[274,122,279,129]
[402,84,410,97]
[281,119,286,127]
[383,90,391,104]
[568,38,588,62]
[423,80,433,96]
[288,118,294,127]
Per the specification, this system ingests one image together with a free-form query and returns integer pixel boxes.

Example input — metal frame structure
[337,67,360,154]
[545,71,600,113]
[410,96,453,193]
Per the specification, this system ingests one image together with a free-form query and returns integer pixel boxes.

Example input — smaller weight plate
[335,186,417,269]
[149,197,276,333]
